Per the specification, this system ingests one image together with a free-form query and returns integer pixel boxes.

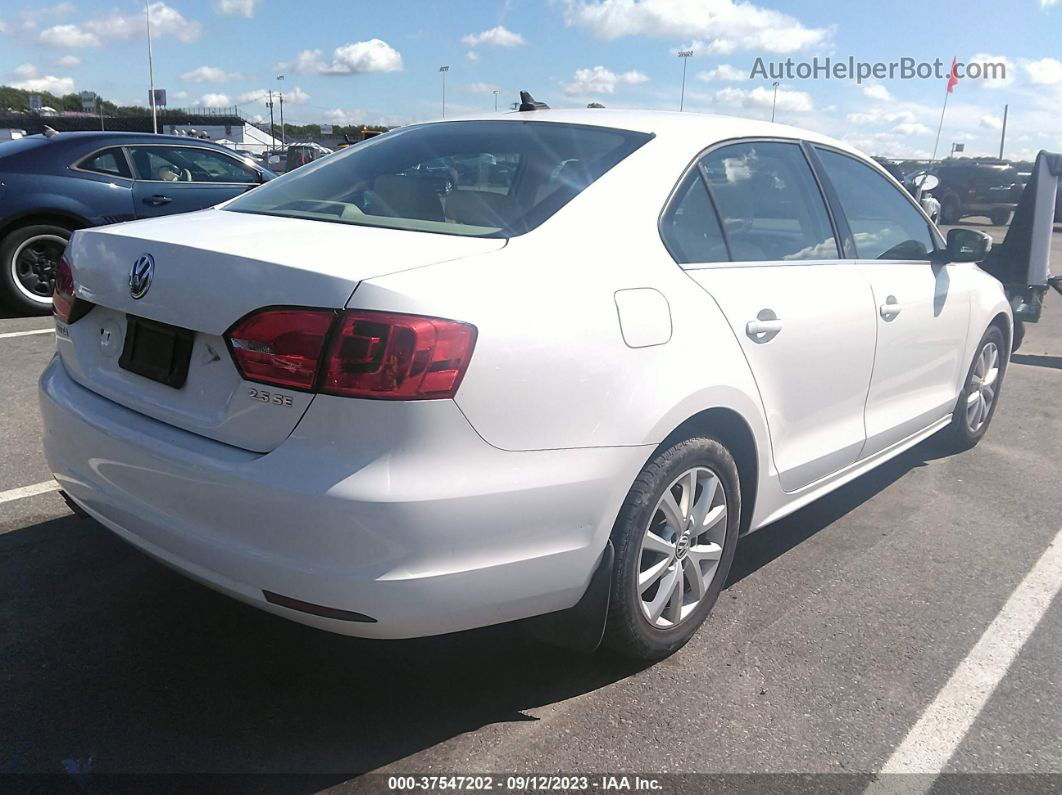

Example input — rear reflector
[225,307,477,400]
[227,308,335,391]
[263,590,377,623]
[321,310,477,400]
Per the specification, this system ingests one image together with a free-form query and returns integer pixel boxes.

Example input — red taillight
[226,308,335,390]
[53,256,76,323]
[225,308,477,400]
[322,310,476,400]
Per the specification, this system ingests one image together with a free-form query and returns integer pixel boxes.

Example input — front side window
[225,121,652,238]
[817,148,936,260]
[127,146,258,184]
[701,141,839,262]
[77,147,130,178]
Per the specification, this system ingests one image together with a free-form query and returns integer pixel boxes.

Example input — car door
[664,140,877,492]
[813,147,971,458]
[126,144,260,219]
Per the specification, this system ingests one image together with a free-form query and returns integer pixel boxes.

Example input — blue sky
[2,0,1060,159]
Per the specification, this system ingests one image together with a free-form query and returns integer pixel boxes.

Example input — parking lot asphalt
[1,223,1060,790]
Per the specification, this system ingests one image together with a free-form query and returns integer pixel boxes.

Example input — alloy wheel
[637,466,728,629]
[12,234,66,303]
[965,341,999,433]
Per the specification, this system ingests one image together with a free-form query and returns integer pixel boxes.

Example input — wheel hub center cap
[676,530,691,559]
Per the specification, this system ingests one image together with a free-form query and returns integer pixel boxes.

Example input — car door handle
[144,195,172,206]
[745,316,783,341]
[879,296,902,320]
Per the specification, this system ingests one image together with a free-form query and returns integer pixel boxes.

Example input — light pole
[276,74,285,145]
[677,50,693,111]
[145,2,157,133]
[492,89,500,112]
[771,81,780,122]
[266,91,275,152]
[439,65,449,118]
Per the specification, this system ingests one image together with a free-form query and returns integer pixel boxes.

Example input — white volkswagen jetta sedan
[41,109,1011,660]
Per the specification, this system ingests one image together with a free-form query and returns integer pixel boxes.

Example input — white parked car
[41,110,1011,660]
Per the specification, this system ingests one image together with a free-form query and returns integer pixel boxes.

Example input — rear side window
[77,147,131,178]
[701,142,839,262]
[225,121,652,238]
[816,148,936,261]
[660,170,727,264]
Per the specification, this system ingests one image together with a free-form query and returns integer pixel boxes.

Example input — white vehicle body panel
[40,109,1013,638]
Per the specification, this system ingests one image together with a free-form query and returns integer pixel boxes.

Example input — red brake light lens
[323,311,476,400]
[227,308,335,390]
[53,256,76,323]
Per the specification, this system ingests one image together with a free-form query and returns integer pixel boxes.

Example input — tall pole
[439,65,449,118]
[677,50,693,111]
[998,103,1008,160]
[492,89,500,112]
[771,81,779,122]
[931,89,950,162]
[267,90,275,151]
[276,74,285,145]
[145,2,157,134]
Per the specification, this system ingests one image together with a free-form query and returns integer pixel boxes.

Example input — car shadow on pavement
[0,436,954,788]
[1010,353,1062,370]
[0,513,649,788]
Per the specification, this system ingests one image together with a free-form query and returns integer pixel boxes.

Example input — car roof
[431,108,866,158]
[25,131,239,149]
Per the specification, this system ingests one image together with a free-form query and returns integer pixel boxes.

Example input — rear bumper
[40,356,646,638]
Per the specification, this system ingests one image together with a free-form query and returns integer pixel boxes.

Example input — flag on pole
[947,57,960,94]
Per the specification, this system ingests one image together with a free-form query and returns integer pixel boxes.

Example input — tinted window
[661,170,727,264]
[77,147,130,178]
[702,141,838,262]
[225,121,652,238]
[817,148,935,260]
[127,146,258,184]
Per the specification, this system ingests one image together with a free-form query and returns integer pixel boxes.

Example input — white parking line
[0,480,60,505]
[867,524,1062,793]
[0,328,54,340]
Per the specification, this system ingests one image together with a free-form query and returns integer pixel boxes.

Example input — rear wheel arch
[657,407,759,535]
[0,210,88,240]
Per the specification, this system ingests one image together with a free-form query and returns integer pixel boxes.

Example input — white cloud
[862,83,891,101]
[696,64,745,82]
[57,54,81,66]
[565,0,830,54]
[292,39,403,75]
[461,25,525,47]
[10,64,75,94]
[181,65,244,83]
[714,85,813,112]
[216,0,260,18]
[199,93,231,107]
[847,108,917,126]
[39,24,101,47]
[18,3,75,31]
[564,65,649,96]
[1025,57,1062,85]
[464,82,500,93]
[969,53,1014,89]
[171,89,189,100]
[0,20,9,35]
[466,50,480,63]
[1041,0,1059,7]
[40,3,201,47]
[892,122,932,136]
[979,114,1003,130]
[236,85,309,104]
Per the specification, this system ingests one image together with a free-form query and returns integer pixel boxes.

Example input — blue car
[0,131,274,313]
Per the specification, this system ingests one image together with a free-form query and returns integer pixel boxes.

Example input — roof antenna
[587,102,606,109]
[518,91,550,112]
[43,125,59,137]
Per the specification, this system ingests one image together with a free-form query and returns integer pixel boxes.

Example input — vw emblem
[129,254,154,299]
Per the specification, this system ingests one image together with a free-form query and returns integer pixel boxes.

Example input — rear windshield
[224,120,652,238]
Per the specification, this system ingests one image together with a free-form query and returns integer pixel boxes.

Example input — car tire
[0,223,73,315]
[940,197,961,225]
[602,436,740,661]
[989,209,1011,226]
[939,325,1006,452]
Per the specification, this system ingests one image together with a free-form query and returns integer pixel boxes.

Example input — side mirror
[912,173,939,192]
[938,227,992,263]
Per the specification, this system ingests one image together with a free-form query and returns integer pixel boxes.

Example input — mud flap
[522,541,614,654]
[981,150,1061,323]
